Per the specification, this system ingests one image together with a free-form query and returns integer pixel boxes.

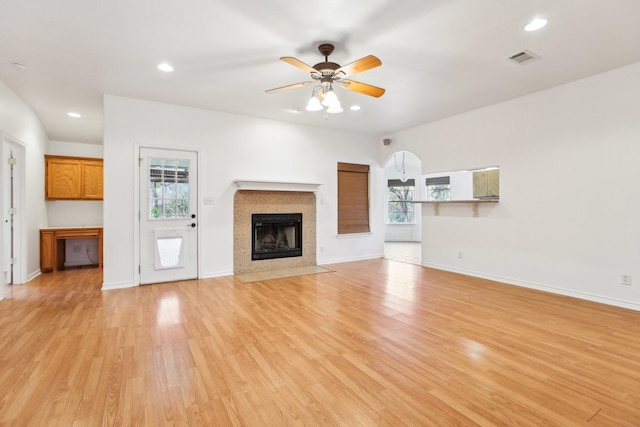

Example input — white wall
[103,95,385,289]
[383,151,422,242]
[48,140,103,158]
[380,62,640,311]
[0,79,50,292]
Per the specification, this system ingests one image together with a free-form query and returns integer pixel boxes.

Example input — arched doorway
[382,151,422,265]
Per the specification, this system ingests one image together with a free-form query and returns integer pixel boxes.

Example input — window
[387,179,415,223]
[425,176,451,201]
[337,162,370,234]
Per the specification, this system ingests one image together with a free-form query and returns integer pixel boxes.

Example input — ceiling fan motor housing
[312,43,345,82]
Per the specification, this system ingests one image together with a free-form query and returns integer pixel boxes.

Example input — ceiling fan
[266,43,385,114]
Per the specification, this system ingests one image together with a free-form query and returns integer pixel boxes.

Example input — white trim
[318,253,383,265]
[132,145,140,286]
[233,179,321,192]
[26,270,41,282]
[200,270,234,279]
[102,280,136,291]
[423,262,640,312]
[336,232,373,238]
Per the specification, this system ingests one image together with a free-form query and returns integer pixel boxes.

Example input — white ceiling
[1,0,639,145]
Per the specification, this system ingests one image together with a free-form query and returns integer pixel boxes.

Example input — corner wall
[381,62,640,310]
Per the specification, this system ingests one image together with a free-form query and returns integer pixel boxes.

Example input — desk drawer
[55,230,100,238]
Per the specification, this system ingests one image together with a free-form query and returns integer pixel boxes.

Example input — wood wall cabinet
[473,169,500,199]
[45,155,103,200]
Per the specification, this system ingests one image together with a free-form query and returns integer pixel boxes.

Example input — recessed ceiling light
[350,105,361,111]
[525,18,548,32]
[157,62,174,72]
[68,112,81,118]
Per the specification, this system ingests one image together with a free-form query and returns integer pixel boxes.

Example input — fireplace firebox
[252,213,302,260]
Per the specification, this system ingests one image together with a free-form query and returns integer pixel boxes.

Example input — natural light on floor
[384,241,421,265]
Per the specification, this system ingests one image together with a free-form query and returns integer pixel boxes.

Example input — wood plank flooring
[0,259,639,426]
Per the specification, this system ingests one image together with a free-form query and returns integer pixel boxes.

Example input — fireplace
[234,191,315,275]
[252,213,302,260]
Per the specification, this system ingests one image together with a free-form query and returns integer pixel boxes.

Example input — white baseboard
[102,281,136,291]
[318,253,384,265]
[423,263,640,312]
[26,270,41,283]
[200,270,234,279]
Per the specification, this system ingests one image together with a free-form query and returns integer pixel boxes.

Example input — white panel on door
[154,228,185,269]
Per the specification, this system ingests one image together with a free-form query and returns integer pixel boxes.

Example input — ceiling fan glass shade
[326,103,343,114]
[321,89,339,108]
[306,95,323,111]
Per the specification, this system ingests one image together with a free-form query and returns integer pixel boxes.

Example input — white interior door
[139,148,198,284]
[2,135,24,285]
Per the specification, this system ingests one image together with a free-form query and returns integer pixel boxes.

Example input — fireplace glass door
[252,213,302,260]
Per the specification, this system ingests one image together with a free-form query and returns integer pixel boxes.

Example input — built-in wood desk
[40,226,103,272]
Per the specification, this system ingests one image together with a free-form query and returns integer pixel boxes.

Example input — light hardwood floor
[1,260,639,426]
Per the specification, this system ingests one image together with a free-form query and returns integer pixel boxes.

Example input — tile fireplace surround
[233,190,317,275]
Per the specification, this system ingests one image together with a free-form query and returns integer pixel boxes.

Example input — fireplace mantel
[233,179,321,192]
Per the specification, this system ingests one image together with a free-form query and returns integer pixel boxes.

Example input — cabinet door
[46,157,82,199]
[82,160,104,199]
[487,169,500,197]
[473,171,488,198]
[40,231,55,272]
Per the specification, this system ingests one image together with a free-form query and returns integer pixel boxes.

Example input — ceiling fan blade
[265,81,313,94]
[339,80,385,98]
[280,57,319,74]
[335,55,381,77]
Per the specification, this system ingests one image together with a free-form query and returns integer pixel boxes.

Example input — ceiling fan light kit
[266,43,385,118]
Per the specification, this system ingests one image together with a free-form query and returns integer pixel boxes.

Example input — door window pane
[148,158,190,220]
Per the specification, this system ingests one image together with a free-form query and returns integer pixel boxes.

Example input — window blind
[337,162,370,234]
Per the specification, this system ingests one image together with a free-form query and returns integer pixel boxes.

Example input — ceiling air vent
[507,49,540,65]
